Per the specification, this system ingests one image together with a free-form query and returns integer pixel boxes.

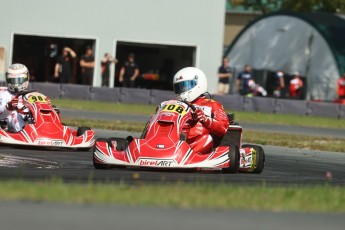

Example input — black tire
[241,144,265,173]
[77,126,91,136]
[222,145,240,174]
[93,138,110,169]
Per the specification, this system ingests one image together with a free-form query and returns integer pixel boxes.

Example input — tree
[282,0,345,13]
[228,0,282,14]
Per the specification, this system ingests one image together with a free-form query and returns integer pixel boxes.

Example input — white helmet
[6,63,30,93]
[173,67,207,102]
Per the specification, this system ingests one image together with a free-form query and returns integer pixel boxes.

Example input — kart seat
[212,113,241,148]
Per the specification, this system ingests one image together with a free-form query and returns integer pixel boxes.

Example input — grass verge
[54,99,155,115]
[244,130,345,152]
[0,180,344,213]
[63,118,345,152]
[63,118,146,132]
[53,99,345,130]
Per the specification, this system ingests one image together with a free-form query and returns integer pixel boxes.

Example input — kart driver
[0,63,30,132]
[170,67,229,154]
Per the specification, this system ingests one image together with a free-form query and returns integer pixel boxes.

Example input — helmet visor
[174,80,197,94]
[6,73,28,85]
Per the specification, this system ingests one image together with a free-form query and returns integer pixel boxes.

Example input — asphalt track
[1,201,344,230]
[0,109,344,184]
[0,129,344,185]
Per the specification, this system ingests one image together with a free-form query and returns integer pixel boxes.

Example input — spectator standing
[337,72,345,99]
[217,57,233,95]
[236,64,254,96]
[80,46,95,85]
[273,70,285,98]
[289,71,304,99]
[119,53,139,88]
[101,53,117,87]
[54,47,76,83]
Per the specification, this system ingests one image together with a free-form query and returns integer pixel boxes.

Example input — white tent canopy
[226,12,345,100]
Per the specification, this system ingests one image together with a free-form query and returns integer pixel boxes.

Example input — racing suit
[0,87,25,132]
[183,96,229,154]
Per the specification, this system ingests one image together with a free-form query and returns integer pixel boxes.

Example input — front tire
[93,153,111,169]
[222,145,240,174]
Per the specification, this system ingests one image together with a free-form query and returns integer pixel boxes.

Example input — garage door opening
[115,41,196,90]
[0,47,5,78]
[12,34,95,84]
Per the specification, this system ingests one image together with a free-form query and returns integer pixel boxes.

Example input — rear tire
[241,144,265,173]
[222,145,240,174]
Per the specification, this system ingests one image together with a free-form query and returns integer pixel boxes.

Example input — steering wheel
[179,99,196,112]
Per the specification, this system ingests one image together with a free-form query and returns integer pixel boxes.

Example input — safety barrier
[29,82,344,119]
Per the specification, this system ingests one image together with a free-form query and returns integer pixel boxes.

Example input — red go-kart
[0,90,95,150]
[93,99,265,173]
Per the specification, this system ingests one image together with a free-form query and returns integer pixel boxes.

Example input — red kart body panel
[94,100,235,170]
[0,91,95,148]
[95,139,231,169]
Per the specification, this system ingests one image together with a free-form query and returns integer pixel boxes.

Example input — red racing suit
[289,77,303,97]
[183,96,229,154]
[337,77,345,98]
[0,87,26,132]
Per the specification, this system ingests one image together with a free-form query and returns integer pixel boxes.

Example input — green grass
[54,99,155,115]
[63,118,146,132]
[235,111,345,129]
[244,130,345,153]
[53,99,345,129]
[1,180,344,213]
[62,118,345,152]
[2,99,343,210]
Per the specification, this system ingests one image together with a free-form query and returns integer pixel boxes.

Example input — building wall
[0,0,225,93]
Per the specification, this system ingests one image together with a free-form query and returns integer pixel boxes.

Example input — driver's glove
[195,109,212,127]
[6,97,19,111]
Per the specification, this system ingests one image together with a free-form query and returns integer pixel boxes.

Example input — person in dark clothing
[54,47,76,83]
[217,57,233,95]
[101,53,117,87]
[273,70,285,98]
[80,46,95,85]
[236,64,254,96]
[119,53,139,88]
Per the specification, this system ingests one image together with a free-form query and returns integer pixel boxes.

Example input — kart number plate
[162,104,186,115]
[27,93,47,104]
